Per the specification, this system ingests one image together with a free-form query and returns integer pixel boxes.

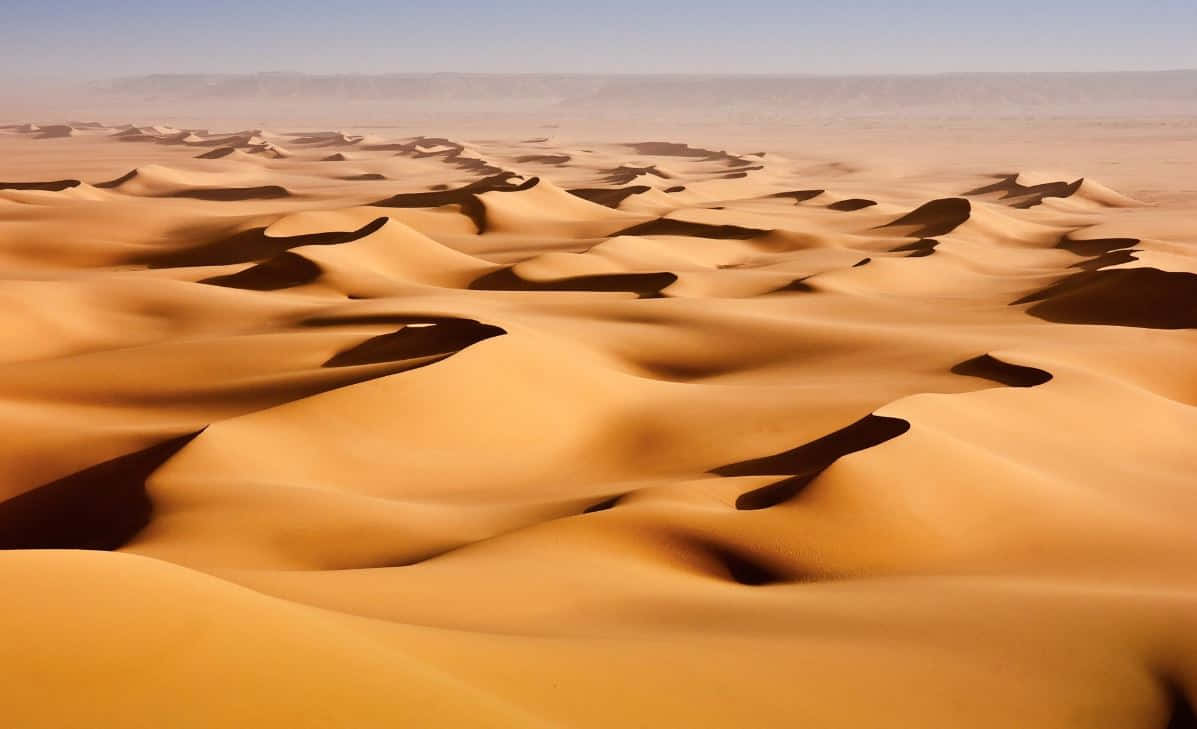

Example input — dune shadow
[880,198,971,237]
[828,198,876,211]
[516,154,570,165]
[964,174,1083,209]
[170,185,290,201]
[567,185,651,208]
[0,432,200,551]
[890,238,939,258]
[141,216,388,268]
[769,277,815,294]
[951,354,1053,388]
[372,173,537,233]
[94,169,138,188]
[626,141,749,167]
[698,540,786,586]
[612,218,768,240]
[323,318,505,367]
[0,179,82,192]
[712,414,910,510]
[199,252,323,291]
[1013,268,1197,329]
[1071,248,1140,271]
[1166,680,1197,729]
[722,166,764,179]
[769,189,825,204]
[583,495,622,513]
[365,136,506,176]
[195,147,237,159]
[1057,235,1139,257]
[603,165,671,185]
[1056,235,1141,271]
[469,267,677,299]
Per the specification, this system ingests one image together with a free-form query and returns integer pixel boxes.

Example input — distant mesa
[90,71,1197,117]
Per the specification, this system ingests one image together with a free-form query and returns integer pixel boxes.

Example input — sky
[2,0,1196,78]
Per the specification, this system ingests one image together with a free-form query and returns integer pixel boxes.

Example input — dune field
[1,120,1195,728]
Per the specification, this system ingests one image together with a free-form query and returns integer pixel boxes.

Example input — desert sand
[1,119,1195,728]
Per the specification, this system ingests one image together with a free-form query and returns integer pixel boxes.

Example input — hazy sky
[3,0,1196,78]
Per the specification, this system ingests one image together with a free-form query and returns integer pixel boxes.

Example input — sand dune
[0,120,1195,729]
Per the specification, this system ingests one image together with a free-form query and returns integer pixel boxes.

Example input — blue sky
[3,0,1195,77]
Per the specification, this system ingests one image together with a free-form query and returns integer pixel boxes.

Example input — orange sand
[1,121,1195,728]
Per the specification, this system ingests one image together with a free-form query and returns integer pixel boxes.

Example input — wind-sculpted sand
[1,121,1196,728]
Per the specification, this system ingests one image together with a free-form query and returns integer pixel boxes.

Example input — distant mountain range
[87,71,1197,116]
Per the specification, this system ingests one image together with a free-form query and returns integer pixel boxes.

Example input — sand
[1,120,1195,728]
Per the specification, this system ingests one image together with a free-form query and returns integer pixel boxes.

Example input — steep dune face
[0,123,1196,729]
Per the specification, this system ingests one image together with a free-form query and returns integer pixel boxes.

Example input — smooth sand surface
[1,121,1195,728]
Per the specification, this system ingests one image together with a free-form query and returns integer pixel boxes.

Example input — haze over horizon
[3,0,1196,79]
